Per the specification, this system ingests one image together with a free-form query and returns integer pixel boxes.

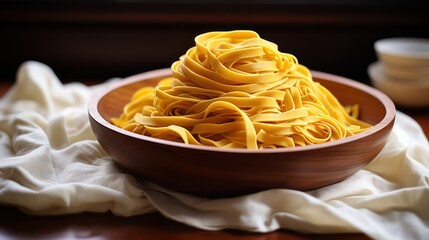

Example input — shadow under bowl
[89,68,396,198]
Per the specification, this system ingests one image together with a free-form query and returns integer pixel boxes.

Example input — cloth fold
[1,61,428,240]
[0,61,153,216]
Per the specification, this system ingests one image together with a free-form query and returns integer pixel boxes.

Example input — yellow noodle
[112,30,372,149]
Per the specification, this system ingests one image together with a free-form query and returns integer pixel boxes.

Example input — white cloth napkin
[0,61,153,216]
[1,61,428,240]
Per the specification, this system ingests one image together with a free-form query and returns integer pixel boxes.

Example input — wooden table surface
[0,82,427,240]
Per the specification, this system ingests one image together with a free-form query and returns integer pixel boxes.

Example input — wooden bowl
[88,68,396,198]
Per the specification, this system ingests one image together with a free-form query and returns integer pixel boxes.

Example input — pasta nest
[112,30,371,149]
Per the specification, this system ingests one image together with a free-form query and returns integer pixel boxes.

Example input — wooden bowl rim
[88,68,396,154]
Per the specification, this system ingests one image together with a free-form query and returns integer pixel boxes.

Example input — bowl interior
[97,73,164,124]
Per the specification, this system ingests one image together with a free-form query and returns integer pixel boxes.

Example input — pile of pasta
[112,30,371,149]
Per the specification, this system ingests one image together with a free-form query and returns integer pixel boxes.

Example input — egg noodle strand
[112,30,371,149]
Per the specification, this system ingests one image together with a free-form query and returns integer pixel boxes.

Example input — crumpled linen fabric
[1,61,428,240]
[0,61,153,216]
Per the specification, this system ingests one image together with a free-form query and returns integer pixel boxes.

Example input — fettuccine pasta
[112,30,371,149]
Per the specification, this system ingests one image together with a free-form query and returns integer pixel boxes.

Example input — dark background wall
[1,0,428,84]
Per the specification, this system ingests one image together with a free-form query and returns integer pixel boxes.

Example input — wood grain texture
[88,69,396,198]
[0,206,371,240]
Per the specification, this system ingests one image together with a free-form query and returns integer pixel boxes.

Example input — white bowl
[381,62,429,82]
[368,62,429,108]
[375,38,429,67]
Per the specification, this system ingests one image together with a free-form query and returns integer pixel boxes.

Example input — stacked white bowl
[368,38,429,108]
